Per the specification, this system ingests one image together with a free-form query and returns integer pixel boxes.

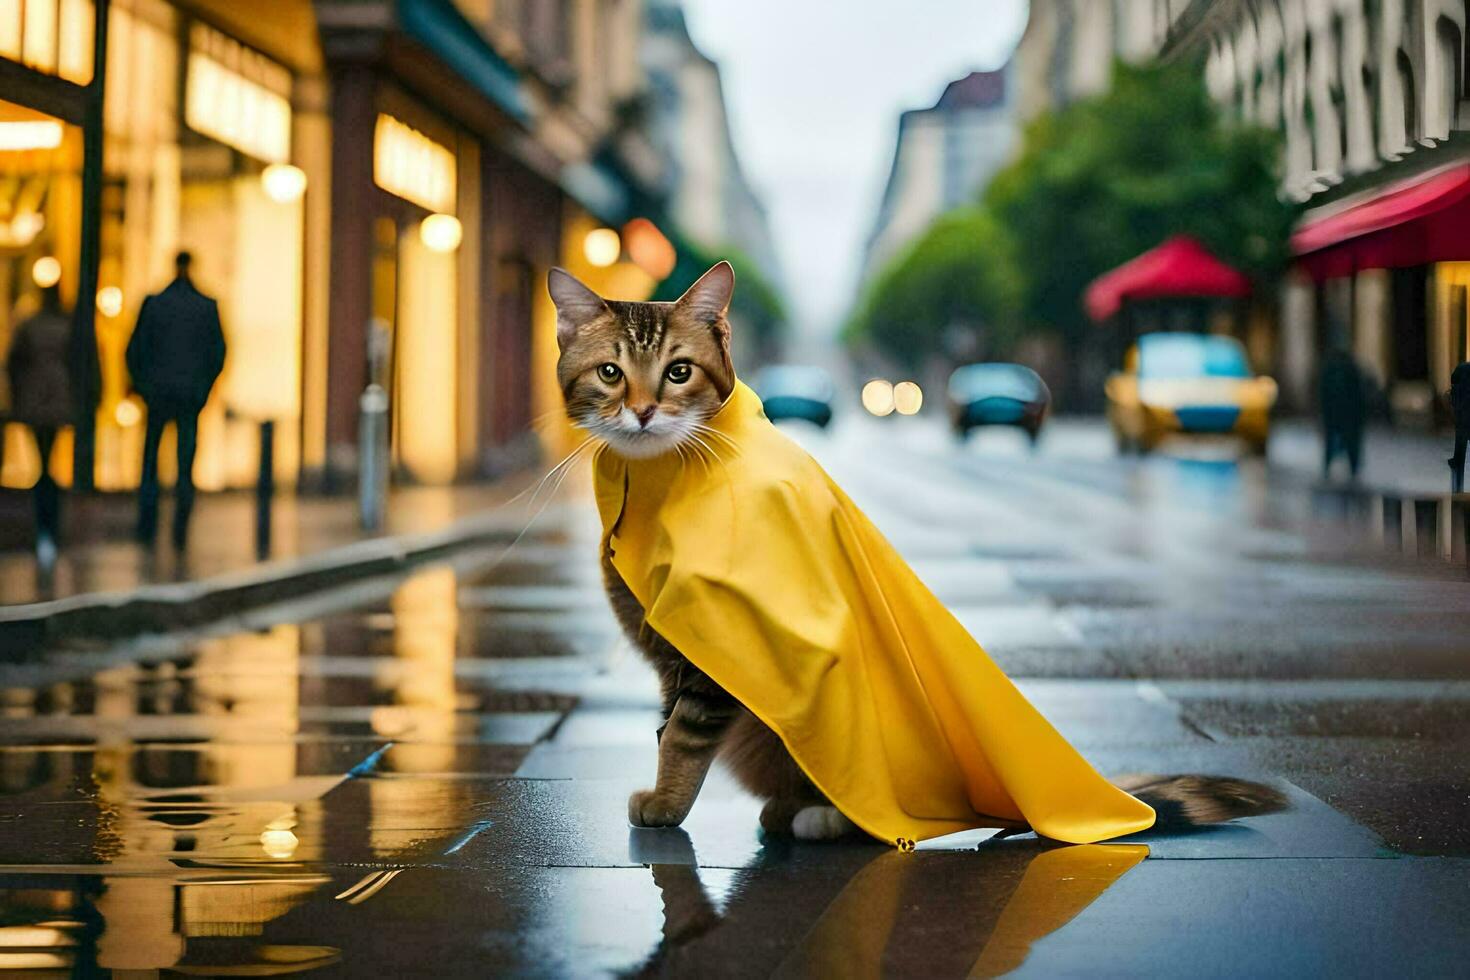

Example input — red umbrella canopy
[1084,235,1251,321]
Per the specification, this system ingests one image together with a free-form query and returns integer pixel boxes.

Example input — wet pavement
[1,417,1468,977]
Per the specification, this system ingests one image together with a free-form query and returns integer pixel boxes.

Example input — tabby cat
[549,261,1286,841]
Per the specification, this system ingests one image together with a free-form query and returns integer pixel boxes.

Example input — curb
[0,513,523,651]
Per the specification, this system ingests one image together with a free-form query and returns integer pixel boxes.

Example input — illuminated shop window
[184,22,292,163]
[373,114,456,214]
[0,0,95,84]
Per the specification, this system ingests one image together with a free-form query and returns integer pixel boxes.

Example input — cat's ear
[547,267,608,348]
[675,261,735,322]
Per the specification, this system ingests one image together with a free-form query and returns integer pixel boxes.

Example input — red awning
[1293,163,1470,281]
[1084,236,1251,321]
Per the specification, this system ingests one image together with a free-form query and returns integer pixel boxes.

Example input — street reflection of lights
[260,828,299,858]
[583,227,621,267]
[861,379,895,417]
[97,286,123,317]
[261,162,307,202]
[114,398,143,427]
[32,256,61,288]
[623,217,676,278]
[893,381,923,415]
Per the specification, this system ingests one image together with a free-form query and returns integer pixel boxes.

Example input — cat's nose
[634,405,657,428]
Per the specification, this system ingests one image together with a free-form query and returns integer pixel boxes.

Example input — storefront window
[0,0,96,85]
[94,3,304,491]
[0,98,81,490]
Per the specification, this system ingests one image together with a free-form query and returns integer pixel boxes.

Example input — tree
[652,242,787,358]
[844,207,1023,371]
[983,59,1296,344]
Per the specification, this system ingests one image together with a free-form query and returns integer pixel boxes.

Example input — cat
[549,261,1287,841]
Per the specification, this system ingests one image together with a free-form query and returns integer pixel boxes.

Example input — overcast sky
[681,0,1028,338]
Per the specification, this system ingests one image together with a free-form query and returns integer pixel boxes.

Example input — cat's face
[550,262,736,459]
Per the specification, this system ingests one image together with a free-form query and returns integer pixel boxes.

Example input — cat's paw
[628,789,686,828]
[791,805,854,841]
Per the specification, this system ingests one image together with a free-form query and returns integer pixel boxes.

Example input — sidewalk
[1269,419,1459,496]
[0,473,553,650]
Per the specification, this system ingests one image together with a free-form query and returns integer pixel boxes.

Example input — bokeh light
[862,379,895,417]
[31,256,61,288]
[583,227,621,267]
[261,163,307,203]
[419,213,463,253]
[114,398,143,427]
[893,381,923,415]
[97,286,123,318]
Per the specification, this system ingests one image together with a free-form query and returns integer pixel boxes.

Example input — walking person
[125,251,226,550]
[6,283,74,570]
[1450,360,1470,494]
[1319,347,1369,480]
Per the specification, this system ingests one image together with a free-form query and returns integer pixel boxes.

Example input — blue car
[753,365,835,428]
[947,363,1051,443]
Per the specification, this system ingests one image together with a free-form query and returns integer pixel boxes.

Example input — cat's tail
[1112,773,1289,829]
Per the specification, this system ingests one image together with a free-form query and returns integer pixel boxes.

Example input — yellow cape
[594,380,1156,846]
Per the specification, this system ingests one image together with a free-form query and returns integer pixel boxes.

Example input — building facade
[861,67,1017,285]
[1160,0,1470,421]
[640,0,781,294]
[1012,0,1174,121]
[0,0,697,498]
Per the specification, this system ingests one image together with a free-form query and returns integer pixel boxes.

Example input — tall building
[0,0,707,495]
[860,67,1016,285]
[1011,0,1168,121]
[1159,0,1470,420]
[640,0,781,293]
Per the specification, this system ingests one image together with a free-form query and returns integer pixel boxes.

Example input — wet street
[2,417,1468,978]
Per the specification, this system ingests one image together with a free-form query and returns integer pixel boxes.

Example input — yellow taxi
[1106,333,1276,455]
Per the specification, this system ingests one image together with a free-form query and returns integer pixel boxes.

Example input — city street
[2,415,1467,977]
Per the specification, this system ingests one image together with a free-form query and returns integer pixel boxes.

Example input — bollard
[1413,499,1439,559]
[255,420,274,560]
[1381,496,1403,551]
[1453,496,1470,569]
[359,383,389,531]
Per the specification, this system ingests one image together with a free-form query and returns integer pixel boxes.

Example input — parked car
[753,365,835,428]
[1105,333,1276,455]
[947,363,1051,443]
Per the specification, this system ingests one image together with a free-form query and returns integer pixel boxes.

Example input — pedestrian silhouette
[1319,348,1369,479]
[125,251,225,550]
[6,283,73,570]
[1449,360,1470,493]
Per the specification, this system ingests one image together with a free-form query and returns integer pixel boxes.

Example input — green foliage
[845,207,1023,370]
[983,59,1297,340]
[652,242,786,351]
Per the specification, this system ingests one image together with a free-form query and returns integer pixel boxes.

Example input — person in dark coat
[1319,348,1369,479]
[1450,360,1470,494]
[125,251,226,550]
[6,284,73,568]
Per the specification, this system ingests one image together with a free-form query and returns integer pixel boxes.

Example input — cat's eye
[665,361,693,384]
[597,363,623,384]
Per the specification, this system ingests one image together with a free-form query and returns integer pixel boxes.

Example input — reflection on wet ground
[3,425,1470,976]
[0,516,1167,977]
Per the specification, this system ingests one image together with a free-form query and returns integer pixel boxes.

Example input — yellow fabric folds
[594,380,1156,845]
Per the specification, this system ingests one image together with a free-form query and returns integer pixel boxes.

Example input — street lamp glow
[583,227,620,267]
[419,213,462,253]
[261,163,307,203]
[97,286,123,318]
[862,379,895,417]
[31,256,61,288]
[893,381,923,415]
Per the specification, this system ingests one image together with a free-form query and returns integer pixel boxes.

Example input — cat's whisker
[691,423,739,453]
[523,438,596,514]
